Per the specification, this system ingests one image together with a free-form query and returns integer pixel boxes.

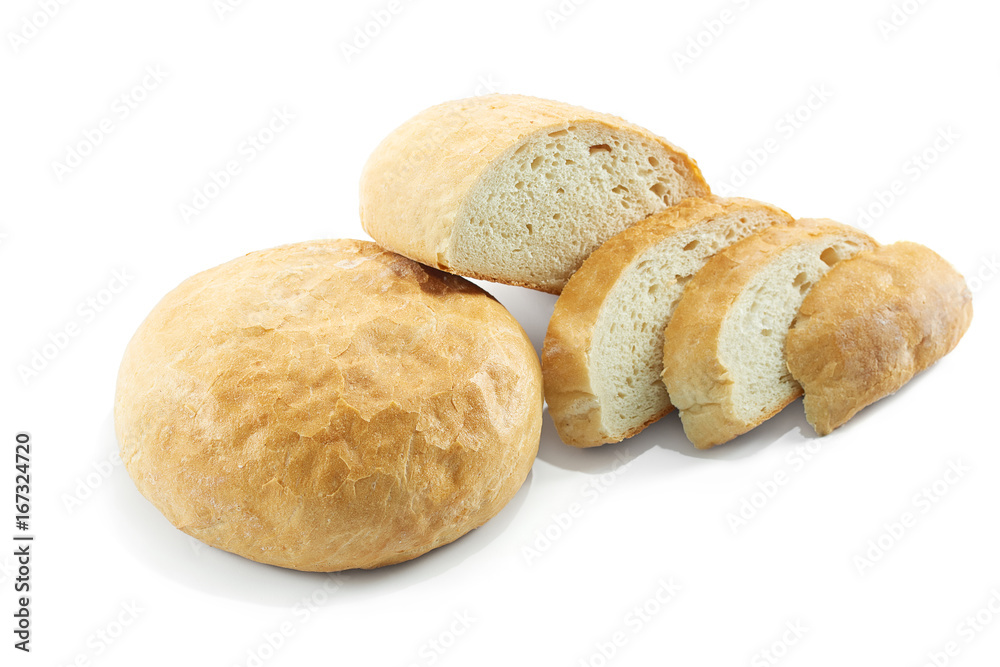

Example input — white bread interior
[360,94,709,294]
[453,123,708,291]
[663,220,878,448]
[543,197,792,447]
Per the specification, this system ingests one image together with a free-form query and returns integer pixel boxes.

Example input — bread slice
[662,219,878,449]
[542,196,794,447]
[360,94,710,294]
[786,242,972,436]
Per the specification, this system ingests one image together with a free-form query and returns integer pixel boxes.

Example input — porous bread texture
[662,219,878,449]
[360,94,710,294]
[542,196,794,447]
[786,242,973,436]
[453,123,709,291]
[114,239,542,572]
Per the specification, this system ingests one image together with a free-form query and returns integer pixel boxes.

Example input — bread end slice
[786,241,973,435]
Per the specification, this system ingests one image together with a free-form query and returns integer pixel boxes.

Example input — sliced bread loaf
[360,94,710,293]
[662,219,878,449]
[786,242,973,436]
[542,196,793,447]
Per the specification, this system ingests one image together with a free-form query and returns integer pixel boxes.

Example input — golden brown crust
[662,219,878,449]
[542,196,793,447]
[786,242,973,435]
[442,265,564,295]
[359,94,709,293]
[114,240,542,572]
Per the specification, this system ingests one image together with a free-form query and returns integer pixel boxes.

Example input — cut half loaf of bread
[360,94,710,293]
[786,242,973,436]
[662,219,878,449]
[542,196,794,447]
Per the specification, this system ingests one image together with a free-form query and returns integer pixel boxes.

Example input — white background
[2,0,999,665]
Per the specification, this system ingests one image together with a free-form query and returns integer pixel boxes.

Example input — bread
[114,239,542,572]
[542,196,794,447]
[662,219,878,448]
[360,94,710,294]
[786,242,973,435]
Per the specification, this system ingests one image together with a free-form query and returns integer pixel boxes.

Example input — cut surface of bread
[360,94,710,293]
[542,196,793,447]
[662,219,878,449]
[786,242,973,435]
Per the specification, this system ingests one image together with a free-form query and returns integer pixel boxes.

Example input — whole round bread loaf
[114,239,542,572]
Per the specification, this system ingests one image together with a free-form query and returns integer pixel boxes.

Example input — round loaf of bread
[114,239,542,572]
